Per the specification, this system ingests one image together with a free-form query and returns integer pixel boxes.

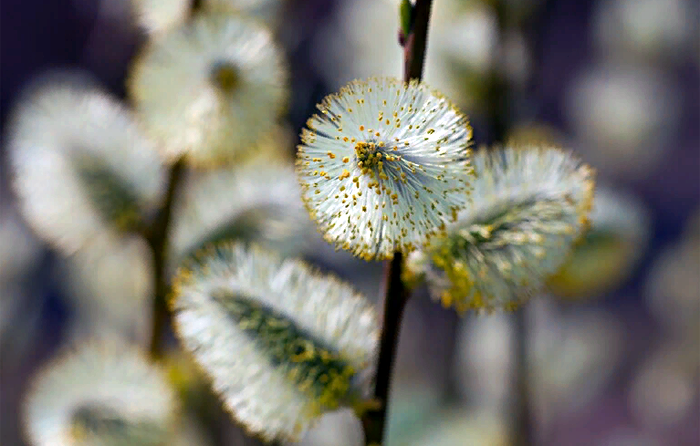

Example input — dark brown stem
[403,0,434,81]
[143,0,200,362]
[147,157,186,359]
[362,253,409,444]
[513,308,534,446]
[362,1,434,444]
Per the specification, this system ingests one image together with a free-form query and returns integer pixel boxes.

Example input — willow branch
[361,253,409,444]
[403,0,434,81]
[361,1,434,444]
[146,157,185,359]
[143,0,202,362]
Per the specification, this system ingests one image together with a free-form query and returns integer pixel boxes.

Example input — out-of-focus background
[1,0,698,445]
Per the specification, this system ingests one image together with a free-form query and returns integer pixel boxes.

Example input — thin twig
[145,0,201,362]
[404,0,434,81]
[361,1,434,444]
[147,157,186,359]
[361,253,409,444]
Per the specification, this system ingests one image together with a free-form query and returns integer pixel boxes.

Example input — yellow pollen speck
[328,152,336,159]
[339,170,350,180]
[342,157,350,163]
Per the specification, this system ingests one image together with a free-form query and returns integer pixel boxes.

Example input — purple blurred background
[1,0,698,445]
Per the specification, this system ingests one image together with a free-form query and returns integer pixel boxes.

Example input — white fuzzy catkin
[297,77,474,260]
[23,341,177,446]
[171,242,379,442]
[128,11,288,167]
[169,154,309,269]
[8,71,166,255]
[409,146,595,312]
